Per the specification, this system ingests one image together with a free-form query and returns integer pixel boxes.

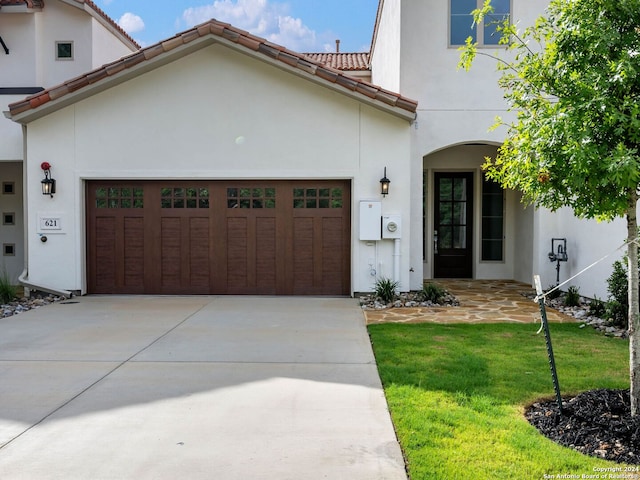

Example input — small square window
[56,41,73,60]
[2,182,14,195]
[3,244,15,256]
[3,213,15,225]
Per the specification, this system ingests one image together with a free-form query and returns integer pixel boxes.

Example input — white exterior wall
[400,0,549,157]
[370,1,402,93]
[0,95,25,160]
[91,18,137,68]
[39,1,92,87]
[532,208,627,300]
[1,1,137,163]
[23,45,413,294]
[0,14,37,87]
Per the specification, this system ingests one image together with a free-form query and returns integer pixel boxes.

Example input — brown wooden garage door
[86,180,350,295]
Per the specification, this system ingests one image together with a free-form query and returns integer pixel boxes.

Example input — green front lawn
[368,323,630,479]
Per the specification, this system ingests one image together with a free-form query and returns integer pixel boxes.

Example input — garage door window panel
[227,187,275,209]
[293,187,343,209]
[161,187,209,209]
[96,187,143,209]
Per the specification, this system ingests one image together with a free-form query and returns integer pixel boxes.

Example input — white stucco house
[4,0,630,298]
[0,0,138,285]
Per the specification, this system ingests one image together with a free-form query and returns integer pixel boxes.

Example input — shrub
[606,300,628,328]
[588,296,606,317]
[374,277,399,304]
[421,282,446,303]
[563,285,581,307]
[606,259,629,328]
[0,271,16,305]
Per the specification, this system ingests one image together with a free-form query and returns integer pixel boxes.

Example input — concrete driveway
[0,296,406,480]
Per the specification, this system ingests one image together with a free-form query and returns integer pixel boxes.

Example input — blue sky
[99,0,379,53]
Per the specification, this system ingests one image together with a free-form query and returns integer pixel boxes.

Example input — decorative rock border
[359,290,460,310]
[525,293,628,338]
[1,294,64,318]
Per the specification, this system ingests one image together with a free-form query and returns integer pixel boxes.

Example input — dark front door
[434,172,473,278]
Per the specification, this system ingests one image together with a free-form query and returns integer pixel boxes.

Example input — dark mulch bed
[526,389,640,464]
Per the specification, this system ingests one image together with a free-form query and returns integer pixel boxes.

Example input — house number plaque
[39,217,62,231]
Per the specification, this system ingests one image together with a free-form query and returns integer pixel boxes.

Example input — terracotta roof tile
[356,82,379,99]
[336,75,358,91]
[86,68,108,84]
[9,100,32,115]
[303,53,370,72]
[143,44,164,61]
[315,67,339,83]
[9,19,417,119]
[48,84,69,100]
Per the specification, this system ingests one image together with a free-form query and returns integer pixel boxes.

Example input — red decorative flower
[40,162,51,171]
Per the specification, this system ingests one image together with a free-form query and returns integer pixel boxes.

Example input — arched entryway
[422,143,531,281]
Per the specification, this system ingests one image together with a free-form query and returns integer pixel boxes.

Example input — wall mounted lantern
[41,162,56,197]
[380,167,390,196]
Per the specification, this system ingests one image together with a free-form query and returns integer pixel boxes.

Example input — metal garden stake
[534,275,563,415]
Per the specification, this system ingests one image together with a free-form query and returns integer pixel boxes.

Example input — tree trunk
[628,191,640,416]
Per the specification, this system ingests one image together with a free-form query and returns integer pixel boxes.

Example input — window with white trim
[450,0,510,46]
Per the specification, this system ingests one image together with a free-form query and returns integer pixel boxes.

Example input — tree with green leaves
[459,0,640,414]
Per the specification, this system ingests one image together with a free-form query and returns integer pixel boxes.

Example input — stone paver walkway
[364,279,578,325]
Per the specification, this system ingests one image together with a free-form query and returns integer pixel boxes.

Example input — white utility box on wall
[359,201,382,240]
[382,215,402,239]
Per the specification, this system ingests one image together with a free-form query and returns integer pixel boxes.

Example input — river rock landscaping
[359,289,460,310]
[1,293,64,318]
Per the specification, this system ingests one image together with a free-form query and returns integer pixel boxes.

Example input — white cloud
[118,12,145,34]
[181,0,318,51]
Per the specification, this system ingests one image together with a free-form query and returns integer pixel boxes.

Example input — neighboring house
[8,20,417,295]
[6,0,627,298]
[0,0,138,284]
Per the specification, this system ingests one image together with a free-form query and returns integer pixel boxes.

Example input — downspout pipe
[393,238,401,292]
[19,268,73,298]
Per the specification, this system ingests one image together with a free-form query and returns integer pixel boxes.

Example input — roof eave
[10,32,416,124]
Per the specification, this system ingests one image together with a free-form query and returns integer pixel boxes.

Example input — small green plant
[588,295,606,317]
[0,271,16,304]
[545,284,562,300]
[563,285,581,307]
[374,277,399,304]
[606,259,629,328]
[421,282,446,303]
